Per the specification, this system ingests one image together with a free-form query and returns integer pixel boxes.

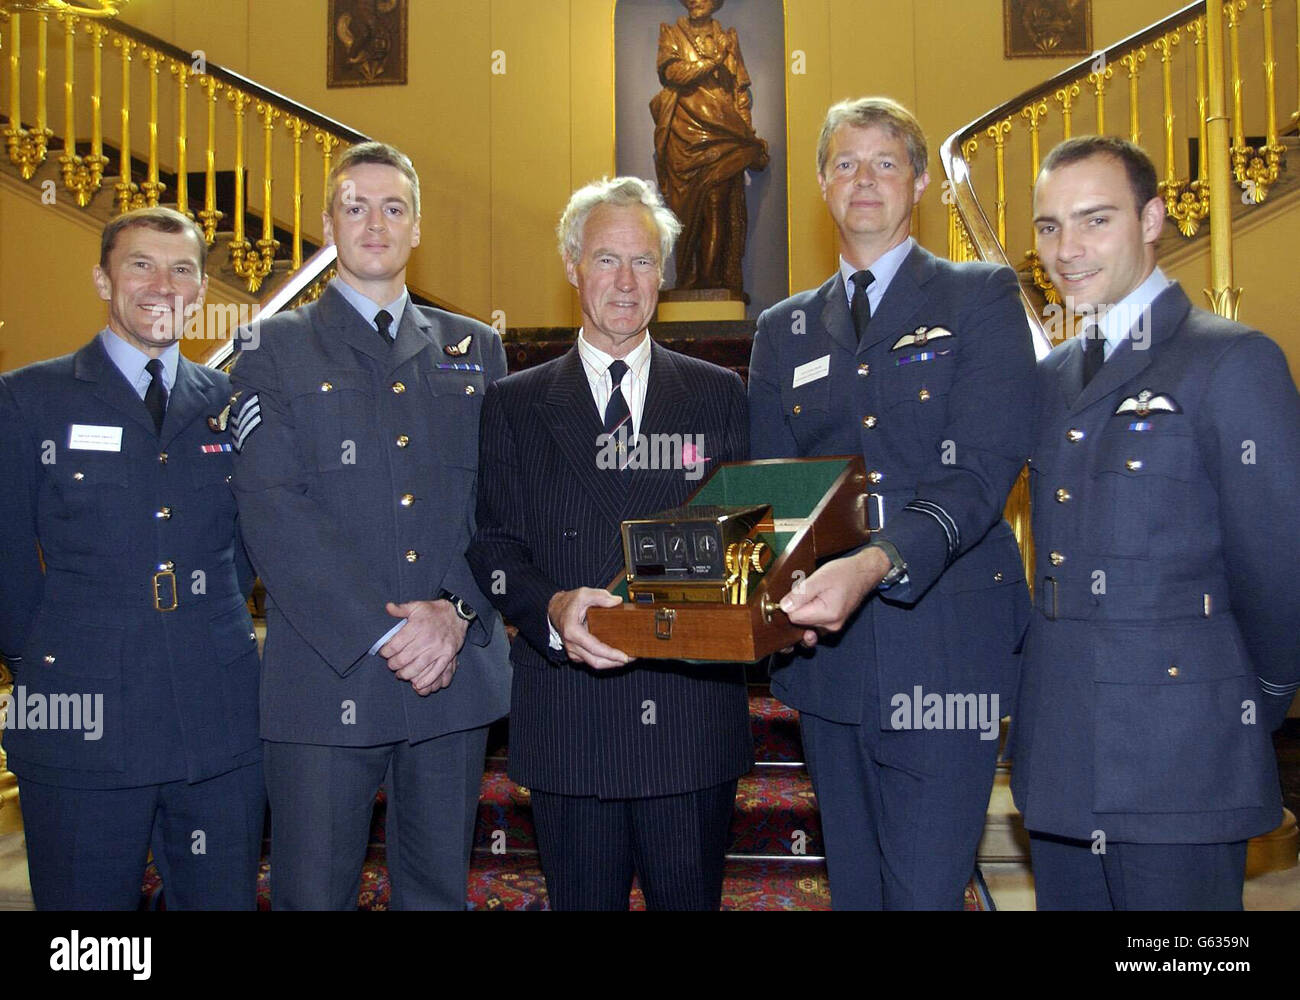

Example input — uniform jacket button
[392,381,406,394]
[399,493,415,507]
[1055,488,1071,503]
[857,363,870,377]
[1049,551,1066,566]
[320,381,333,392]
[404,550,419,563]
[1167,666,1179,677]
[43,654,56,664]
[792,404,802,416]
[862,415,877,428]
[396,435,410,448]
[867,470,883,484]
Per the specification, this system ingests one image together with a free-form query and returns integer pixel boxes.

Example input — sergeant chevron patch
[230,393,262,453]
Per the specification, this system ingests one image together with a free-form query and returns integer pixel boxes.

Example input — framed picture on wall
[1004,0,1092,59]
[328,0,408,88]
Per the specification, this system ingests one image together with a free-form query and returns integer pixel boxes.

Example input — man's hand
[548,588,630,670]
[778,547,892,648]
[380,600,469,696]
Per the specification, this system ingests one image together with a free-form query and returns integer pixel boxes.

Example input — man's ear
[411,216,421,248]
[322,211,335,247]
[564,255,579,289]
[1139,195,1165,245]
[817,171,828,203]
[92,264,111,302]
[913,169,931,204]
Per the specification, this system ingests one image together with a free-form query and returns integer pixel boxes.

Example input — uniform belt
[43,569,242,613]
[1036,577,1230,623]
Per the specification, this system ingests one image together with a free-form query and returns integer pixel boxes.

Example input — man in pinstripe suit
[467,177,752,910]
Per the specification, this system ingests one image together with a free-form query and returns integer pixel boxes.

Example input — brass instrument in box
[622,504,775,605]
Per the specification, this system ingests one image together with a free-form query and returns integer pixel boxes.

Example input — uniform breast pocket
[1090,425,1197,558]
[778,371,832,450]
[424,371,486,470]
[43,455,132,556]
[291,370,377,473]
[879,350,956,417]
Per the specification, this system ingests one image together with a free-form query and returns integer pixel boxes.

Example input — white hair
[557,176,682,276]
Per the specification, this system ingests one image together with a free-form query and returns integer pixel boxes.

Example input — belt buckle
[867,494,886,532]
[1039,577,1058,620]
[152,570,178,612]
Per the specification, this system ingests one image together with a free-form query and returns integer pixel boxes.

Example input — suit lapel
[1069,283,1189,414]
[860,243,935,353]
[75,337,160,438]
[537,347,627,528]
[160,357,212,446]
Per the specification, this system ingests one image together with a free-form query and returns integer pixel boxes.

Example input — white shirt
[1091,265,1172,361]
[331,277,409,342]
[576,328,653,438]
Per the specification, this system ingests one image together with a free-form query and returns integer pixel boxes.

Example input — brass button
[464,385,476,396]
[993,572,1003,582]
[1125,459,1143,471]
[1067,428,1085,443]
[792,404,802,416]
[857,363,870,377]
[1167,666,1179,677]
[392,381,406,394]
[158,452,168,464]
[73,471,85,481]
[862,415,877,429]
[155,506,173,520]
[395,435,410,448]
[1055,488,1072,503]
[43,654,55,664]
[918,388,931,402]
[248,631,256,641]
[1049,551,1066,566]
[399,493,415,507]
[404,549,419,563]
[867,470,883,484]
[320,381,333,392]
[225,474,232,483]
[158,560,175,572]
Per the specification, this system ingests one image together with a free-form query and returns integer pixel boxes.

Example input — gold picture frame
[328,0,408,88]
[1004,0,1092,59]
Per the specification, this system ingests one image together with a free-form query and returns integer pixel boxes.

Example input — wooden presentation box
[587,456,871,662]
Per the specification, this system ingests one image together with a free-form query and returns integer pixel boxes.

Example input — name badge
[68,424,123,452]
[792,355,831,389]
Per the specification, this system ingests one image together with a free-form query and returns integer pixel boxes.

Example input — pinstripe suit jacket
[467,341,753,798]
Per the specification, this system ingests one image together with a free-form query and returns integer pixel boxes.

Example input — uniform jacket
[0,337,260,789]
[229,285,511,746]
[748,244,1037,728]
[1010,282,1300,843]
[466,342,753,798]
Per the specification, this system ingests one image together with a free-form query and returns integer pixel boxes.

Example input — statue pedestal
[657,288,746,323]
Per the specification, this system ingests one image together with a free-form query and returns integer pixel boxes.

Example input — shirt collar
[1096,266,1170,357]
[331,277,409,338]
[577,328,652,381]
[839,237,915,308]
[98,328,180,397]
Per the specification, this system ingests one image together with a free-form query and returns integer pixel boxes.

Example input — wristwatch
[868,540,908,590]
[437,590,477,623]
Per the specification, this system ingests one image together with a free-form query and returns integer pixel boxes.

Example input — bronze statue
[650,0,769,293]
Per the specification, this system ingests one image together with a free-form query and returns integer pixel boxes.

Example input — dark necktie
[375,309,394,346]
[603,360,631,437]
[850,269,875,343]
[144,358,167,435]
[1082,327,1105,387]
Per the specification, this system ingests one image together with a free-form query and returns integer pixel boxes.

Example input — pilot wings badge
[207,391,239,433]
[1115,388,1181,418]
[444,335,473,357]
[891,325,953,351]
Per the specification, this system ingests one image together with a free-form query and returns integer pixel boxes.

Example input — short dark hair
[1038,135,1159,213]
[100,206,207,271]
[325,140,421,216]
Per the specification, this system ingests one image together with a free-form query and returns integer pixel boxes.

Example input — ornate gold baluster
[1020,99,1057,302]
[1246,0,1286,201]
[5,12,54,180]
[1153,31,1185,222]
[1087,59,1114,134]
[1119,47,1148,143]
[82,21,110,202]
[1,11,20,173]
[236,99,281,292]
[1225,0,1255,188]
[315,129,341,212]
[170,59,191,216]
[284,115,307,269]
[1170,17,1213,236]
[138,46,165,206]
[1053,82,1080,138]
[196,73,222,243]
[227,88,254,287]
[112,34,140,213]
[985,117,1012,249]
[57,10,87,204]
[1205,0,1242,318]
